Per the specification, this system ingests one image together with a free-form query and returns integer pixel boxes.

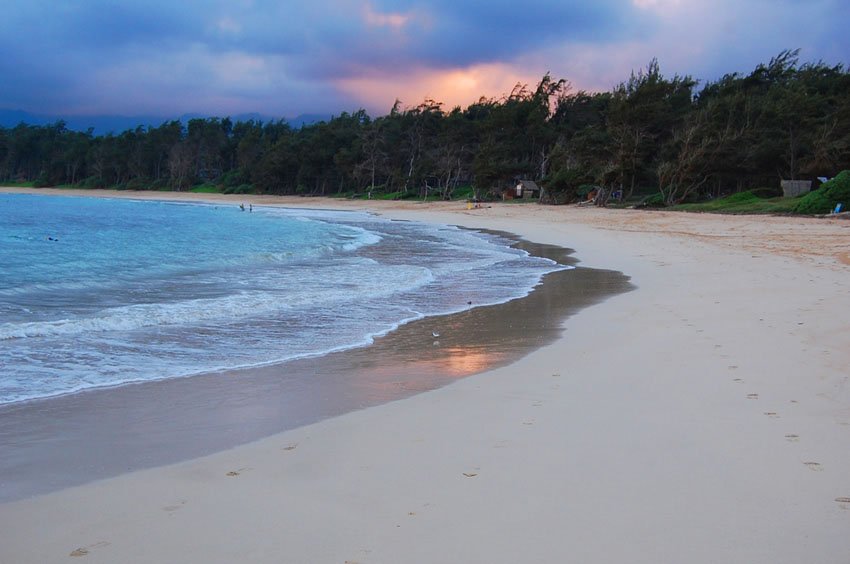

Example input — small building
[514,180,541,199]
[780,180,812,198]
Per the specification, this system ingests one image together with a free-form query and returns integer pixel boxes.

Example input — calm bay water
[0,193,564,404]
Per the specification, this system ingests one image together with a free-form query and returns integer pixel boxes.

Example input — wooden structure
[514,180,541,199]
[781,180,811,197]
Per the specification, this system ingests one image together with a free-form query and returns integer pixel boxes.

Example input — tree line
[1,50,848,205]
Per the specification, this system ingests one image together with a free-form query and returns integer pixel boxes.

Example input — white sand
[1,189,849,563]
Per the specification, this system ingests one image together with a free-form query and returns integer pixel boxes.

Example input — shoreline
[1,187,849,563]
[3,185,849,268]
[0,219,629,502]
[0,215,591,409]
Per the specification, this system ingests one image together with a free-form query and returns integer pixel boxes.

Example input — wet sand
[0,229,629,502]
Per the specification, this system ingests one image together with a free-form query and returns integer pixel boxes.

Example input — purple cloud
[0,0,846,119]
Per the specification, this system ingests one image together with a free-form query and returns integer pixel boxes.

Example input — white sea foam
[0,194,563,405]
[0,262,434,341]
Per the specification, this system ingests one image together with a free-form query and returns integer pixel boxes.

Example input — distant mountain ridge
[0,109,333,135]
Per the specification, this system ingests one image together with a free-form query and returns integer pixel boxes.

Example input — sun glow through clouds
[0,0,845,119]
[337,62,539,111]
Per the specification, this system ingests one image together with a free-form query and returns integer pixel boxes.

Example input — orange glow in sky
[336,62,542,112]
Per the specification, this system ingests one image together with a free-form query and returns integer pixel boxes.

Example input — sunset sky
[1,0,847,119]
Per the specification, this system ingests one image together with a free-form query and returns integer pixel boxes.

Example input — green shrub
[794,171,850,214]
[451,185,475,200]
[153,178,170,190]
[719,191,760,204]
[794,190,833,214]
[543,168,592,202]
[372,191,405,200]
[824,172,850,202]
[576,184,598,198]
[638,193,666,208]
[79,176,104,188]
[33,172,52,187]
[223,183,255,195]
[123,177,150,191]
[220,169,249,188]
[750,186,782,198]
[191,183,222,193]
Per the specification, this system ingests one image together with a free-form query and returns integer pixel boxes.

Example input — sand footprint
[69,541,110,558]
[162,500,188,513]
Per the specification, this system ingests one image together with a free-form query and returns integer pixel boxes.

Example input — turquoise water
[0,193,564,404]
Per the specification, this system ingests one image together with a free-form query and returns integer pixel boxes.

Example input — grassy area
[499,197,536,204]
[190,184,224,193]
[1,181,84,190]
[333,188,471,202]
[671,191,801,214]
[369,190,407,200]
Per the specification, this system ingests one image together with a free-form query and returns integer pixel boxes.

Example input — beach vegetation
[33,171,52,187]
[118,177,152,191]
[220,168,250,188]
[222,183,255,195]
[190,183,223,193]
[451,185,476,200]
[636,193,666,208]
[0,179,36,187]
[367,190,405,200]
[79,175,106,188]
[1,51,848,214]
[793,170,850,214]
[672,190,801,214]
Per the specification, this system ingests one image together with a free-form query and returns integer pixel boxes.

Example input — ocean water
[0,193,564,405]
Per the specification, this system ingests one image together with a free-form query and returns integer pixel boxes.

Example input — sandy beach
[1,188,849,563]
